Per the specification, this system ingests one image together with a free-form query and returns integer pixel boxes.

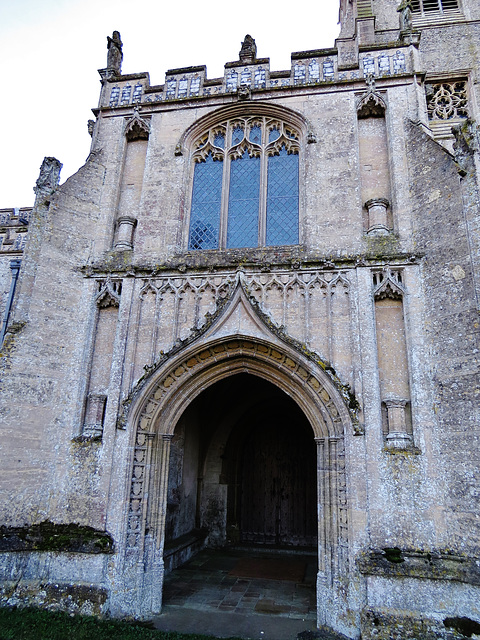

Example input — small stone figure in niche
[239,35,257,64]
[107,31,123,74]
[397,0,413,32]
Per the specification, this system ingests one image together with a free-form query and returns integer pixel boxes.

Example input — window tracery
[426,82,468,121]
[188,116,300,251]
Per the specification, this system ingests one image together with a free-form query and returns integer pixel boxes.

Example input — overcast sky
[1,0,340,208]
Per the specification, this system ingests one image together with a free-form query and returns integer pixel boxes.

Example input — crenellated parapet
[97,45,411,110]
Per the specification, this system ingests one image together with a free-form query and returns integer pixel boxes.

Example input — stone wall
[1,2,480,637]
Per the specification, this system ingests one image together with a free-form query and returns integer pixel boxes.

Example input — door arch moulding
[117,276,361,437]
[108,279,360,635]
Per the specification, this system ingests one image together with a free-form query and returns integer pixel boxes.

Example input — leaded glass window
[188,117,300,250]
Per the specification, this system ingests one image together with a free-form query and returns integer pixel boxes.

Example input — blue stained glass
[269,127,280,143]
[227,150,260,248]
[232,126,244,145]
[266,148,299,246]
[213,133,225,148]
[188,154,223,250]
[249,125,262,144]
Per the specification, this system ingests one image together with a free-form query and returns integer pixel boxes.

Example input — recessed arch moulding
[106,281,364,636]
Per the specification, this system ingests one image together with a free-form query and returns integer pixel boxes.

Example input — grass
[0,607,244,640]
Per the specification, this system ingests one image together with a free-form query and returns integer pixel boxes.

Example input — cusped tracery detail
[373,268,405,300]
[426,82,468,121]
[124,108,151,141]
[356,76,387,118]
[188,116,300,251]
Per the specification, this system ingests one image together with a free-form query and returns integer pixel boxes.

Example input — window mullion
[259,143,268,247]
[219,123,231,248]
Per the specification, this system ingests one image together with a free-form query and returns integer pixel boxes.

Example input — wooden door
[239,408,317,547]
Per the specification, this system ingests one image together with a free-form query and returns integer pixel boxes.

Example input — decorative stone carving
[95,278,122,308]
[383,398,412,449]
[373,268,405,300]
[426,82,468,121]
[357,75,387,118]
[124,107,150,141]
[83,394,107,439]
[237,85,251,101]
[34,157,62,196]
[107,30,123,75]
[397,0,413,32]
[124,335,351,552]
[365,198,390,235]
[239,34,257,64]
[87,119,95,137]
[114,216,137,250]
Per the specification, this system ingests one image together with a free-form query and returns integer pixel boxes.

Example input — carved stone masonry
[357,76,387,118]
[115,216,137,250]
[373,267,404,300]
[373,268,417,452]
[124,107,150,141]
[95,278,122,308]
[397,0,413,33]
[107,31,123,75]
[83,394,107,439]
[383,398,412,449]
[365,198,391,235]
[239,35,257,64]
[34,157,63,197]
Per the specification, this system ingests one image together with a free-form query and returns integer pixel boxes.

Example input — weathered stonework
[1,2,480,638]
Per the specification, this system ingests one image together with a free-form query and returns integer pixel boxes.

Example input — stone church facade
[1,0,480,637]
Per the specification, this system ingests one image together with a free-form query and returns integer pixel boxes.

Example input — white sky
[0,0,340,208]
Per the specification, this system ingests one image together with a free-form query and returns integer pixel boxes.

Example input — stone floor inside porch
[153,546,321,639]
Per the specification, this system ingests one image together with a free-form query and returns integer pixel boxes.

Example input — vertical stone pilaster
[144,433,172,615]
[315,437,327,577]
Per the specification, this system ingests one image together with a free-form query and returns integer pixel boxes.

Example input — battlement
[96,45,411,110]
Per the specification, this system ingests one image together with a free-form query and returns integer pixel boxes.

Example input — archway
[113,334,353,624]
[164,373,317,560]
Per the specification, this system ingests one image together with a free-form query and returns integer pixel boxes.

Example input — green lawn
[0,607,243,640]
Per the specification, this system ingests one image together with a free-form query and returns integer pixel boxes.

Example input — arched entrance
[112,333,353,629]
[164,374,317,557]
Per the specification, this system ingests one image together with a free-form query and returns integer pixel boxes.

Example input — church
[1,0,479,637]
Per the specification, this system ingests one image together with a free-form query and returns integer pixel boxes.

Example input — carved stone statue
[35,157,62,193]
[107,31,123,74]
[239,35,257,64]
[397,0,413,32]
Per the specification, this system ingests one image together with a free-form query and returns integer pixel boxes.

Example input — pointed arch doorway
[113,333,352,631]
[164,373,318,555]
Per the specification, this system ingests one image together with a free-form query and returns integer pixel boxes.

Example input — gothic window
[188,117,300,250]
[411,0,458,13]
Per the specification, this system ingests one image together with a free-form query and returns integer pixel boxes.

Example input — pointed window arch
[187,116,300,250]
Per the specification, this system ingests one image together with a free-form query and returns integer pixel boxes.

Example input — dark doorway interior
[236,404,317,547]
[165,373,317,567]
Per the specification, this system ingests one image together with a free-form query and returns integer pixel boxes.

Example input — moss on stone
[0,520,114,554]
